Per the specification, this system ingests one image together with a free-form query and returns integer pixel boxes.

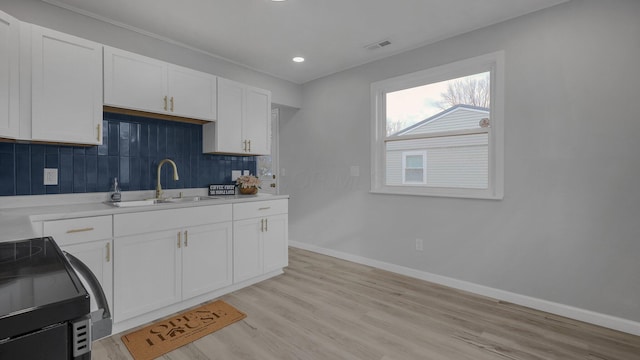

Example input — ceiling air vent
[365,39,392,51]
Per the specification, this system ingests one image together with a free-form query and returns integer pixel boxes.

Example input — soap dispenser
[110,177,121,202]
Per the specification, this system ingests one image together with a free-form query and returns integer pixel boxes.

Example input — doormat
[121,300,246,360]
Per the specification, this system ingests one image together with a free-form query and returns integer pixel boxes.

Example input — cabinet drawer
[43,215,113,246]
[114,204,232,237]
[233,199,288,220]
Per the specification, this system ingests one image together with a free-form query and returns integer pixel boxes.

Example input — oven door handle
[63,252,113,340]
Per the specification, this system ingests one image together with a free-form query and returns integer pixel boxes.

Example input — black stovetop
[0,237,90,340]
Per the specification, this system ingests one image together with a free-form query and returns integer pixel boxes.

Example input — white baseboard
[289,241,640,336]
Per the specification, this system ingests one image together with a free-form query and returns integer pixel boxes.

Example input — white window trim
[370,51,505,200]
[402,151,427,185]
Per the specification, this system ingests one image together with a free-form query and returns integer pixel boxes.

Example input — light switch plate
[44,168,58,185]
[242,170,250,175]
[231,170,241,181]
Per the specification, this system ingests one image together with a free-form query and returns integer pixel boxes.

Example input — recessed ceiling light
[272,0,286,2]
[292,57,305,63]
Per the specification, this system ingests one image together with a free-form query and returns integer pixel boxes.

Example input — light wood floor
[93,248,640,360]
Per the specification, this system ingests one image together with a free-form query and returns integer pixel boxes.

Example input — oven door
[64,252,113,341]
[0,322,70,360]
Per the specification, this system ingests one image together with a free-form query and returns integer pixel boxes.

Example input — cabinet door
[168,65,217,121]
[113,230,181,322]
[244,86,271,155]
[31,26,102,145]
[60,240,113,313]
[0,10,19,138]
[203,78,272,155]
[182,222,232,299]
[263,214,288,274]
[103,47,167,114]
[205,77,243,153]
[233,218,263,283]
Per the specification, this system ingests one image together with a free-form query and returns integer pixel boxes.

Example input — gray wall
[281,0,640,322]
[0,0,301,108]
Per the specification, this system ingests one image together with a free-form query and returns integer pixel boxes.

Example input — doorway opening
[257,108,279,194]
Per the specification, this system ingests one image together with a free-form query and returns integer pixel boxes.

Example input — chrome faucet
[156,159,179,199]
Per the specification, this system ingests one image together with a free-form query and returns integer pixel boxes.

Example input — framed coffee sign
[208,184,236,196]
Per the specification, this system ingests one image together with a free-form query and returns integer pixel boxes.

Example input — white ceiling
[43,0,569,84]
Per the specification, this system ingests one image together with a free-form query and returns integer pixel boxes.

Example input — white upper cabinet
[167,65,217,120]
[104,46,217,121]
[203,77,271,155]
[207,78,244,153]
[104,47,166,114]
[244,86,271,155]
[31,25,103,145]
[0,10,20,139]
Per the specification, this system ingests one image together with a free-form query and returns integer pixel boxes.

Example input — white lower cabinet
[38,199,287,330]
[233,219,263,282]
[60,239,114,311]
[181,222,233,299]
[262,214,288,273]
[42,216,114,312]
[113,229,181,322]
[233,200,288,283]
[113,205,233,322]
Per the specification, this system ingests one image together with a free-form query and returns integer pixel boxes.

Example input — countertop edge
[0,193,289,242]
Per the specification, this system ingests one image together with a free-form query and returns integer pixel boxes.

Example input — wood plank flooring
[93,248,640,360]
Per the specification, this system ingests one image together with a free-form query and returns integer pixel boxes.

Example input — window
[402,151,426,184]
[371,52,504,199]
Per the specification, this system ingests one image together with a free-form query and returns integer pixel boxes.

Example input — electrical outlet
[242,170,250,175]
[231,170,241,181]
[44,168,58,185]
[415,238,424,251]
[350,165,360,177]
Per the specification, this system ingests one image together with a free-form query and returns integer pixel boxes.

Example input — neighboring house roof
[394,104,489,136]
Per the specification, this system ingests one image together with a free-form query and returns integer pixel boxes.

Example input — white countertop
[0,190,288,242]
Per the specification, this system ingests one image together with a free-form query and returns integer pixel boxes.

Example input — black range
[0,237,91,359]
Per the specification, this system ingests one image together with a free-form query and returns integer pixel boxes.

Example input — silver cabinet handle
[177,231,182,248]
[66,227,94,234]
[258,207,271,211]
[170,96,174,112]
[248,140,251,152]
[106,242,110,263]
[184,230,188,247]
[164,96,168,111]
[259,218,268,232]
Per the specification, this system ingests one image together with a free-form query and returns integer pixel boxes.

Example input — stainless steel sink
[107,196,221,207]
[109,199,158,207]
[159,196,220,203]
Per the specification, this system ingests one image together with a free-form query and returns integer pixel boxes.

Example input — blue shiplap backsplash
[0,112,256,196]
